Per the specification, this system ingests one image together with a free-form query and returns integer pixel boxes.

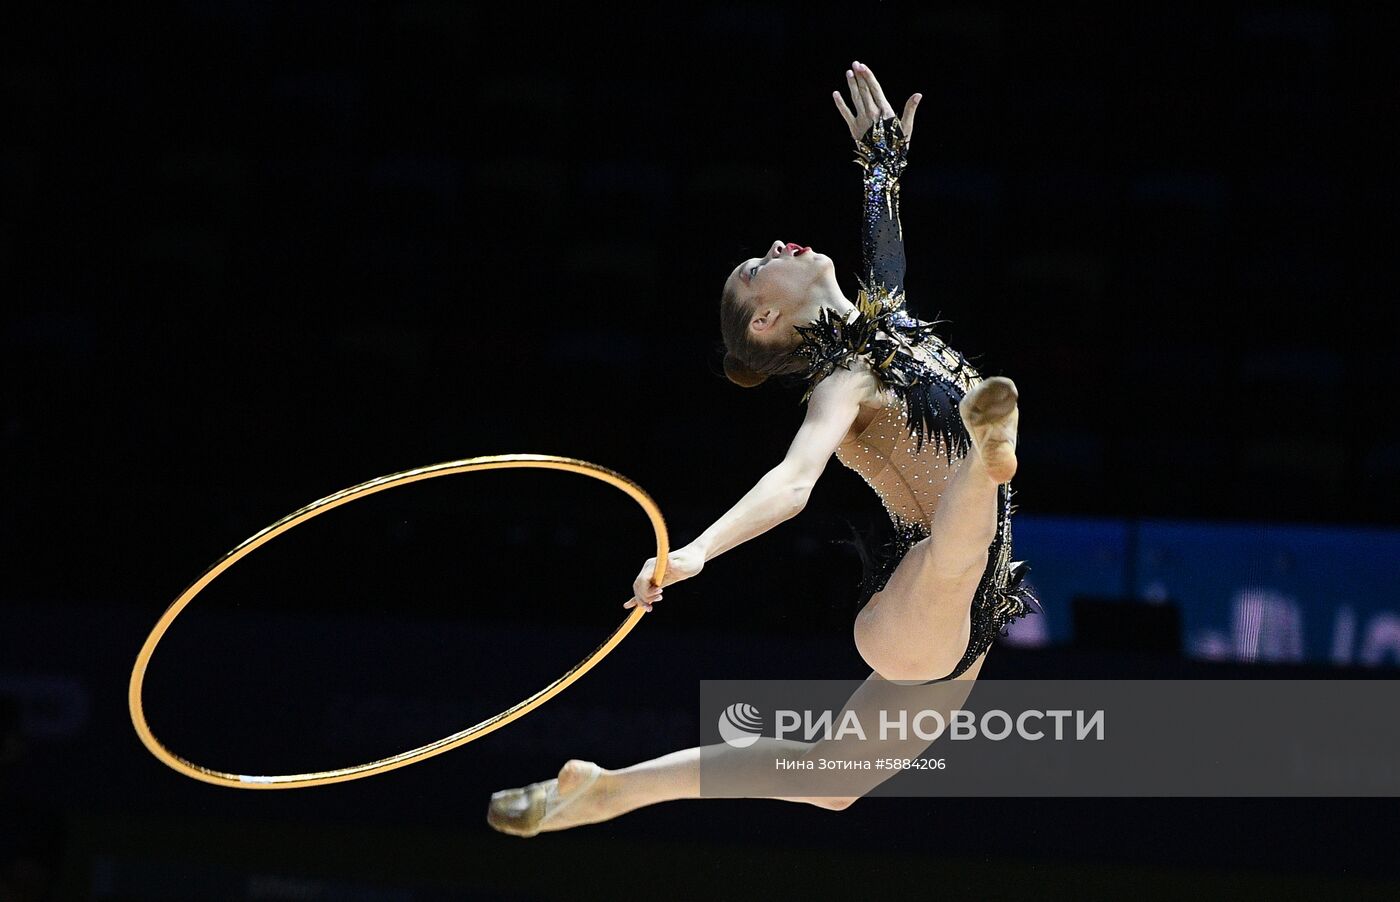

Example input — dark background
[3,3,1397,899]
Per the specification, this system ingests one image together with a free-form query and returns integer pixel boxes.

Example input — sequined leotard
[791,117,1041,683]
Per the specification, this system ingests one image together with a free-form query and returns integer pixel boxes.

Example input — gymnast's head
[719,239,843,388]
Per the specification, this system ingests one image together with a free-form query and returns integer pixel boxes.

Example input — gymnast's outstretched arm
[626,368,866,610]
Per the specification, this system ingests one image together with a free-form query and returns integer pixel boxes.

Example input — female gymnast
[488,61,1039,836]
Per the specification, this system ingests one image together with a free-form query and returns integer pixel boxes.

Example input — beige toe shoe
[959,376,1019,484]
[487,761,603,838]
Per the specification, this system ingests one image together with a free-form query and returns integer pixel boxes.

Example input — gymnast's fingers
[851,61,879,120]
[901,93,922,141]
[624,587,658,611]
[628,560,661,610]
[625,585,659,611]
[857,62,896,118]
[624,594,655,612]
[844,68,867,129]
[832,88,857,139]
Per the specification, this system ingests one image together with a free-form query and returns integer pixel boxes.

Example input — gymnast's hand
[832,60,921,144]
[625,545,705,612]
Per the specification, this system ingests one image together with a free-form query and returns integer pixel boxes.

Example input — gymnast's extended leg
[486,655,984,836]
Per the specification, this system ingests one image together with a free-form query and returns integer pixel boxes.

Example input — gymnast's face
[725,240,838,342]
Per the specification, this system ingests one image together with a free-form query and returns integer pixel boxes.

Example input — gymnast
[488,60,1039,836]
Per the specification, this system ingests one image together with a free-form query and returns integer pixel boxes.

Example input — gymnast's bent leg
[851,377,1018,683]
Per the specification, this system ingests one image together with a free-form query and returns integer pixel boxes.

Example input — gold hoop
[128,453,668,789]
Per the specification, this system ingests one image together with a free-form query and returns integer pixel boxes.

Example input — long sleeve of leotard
[854,116,911,294]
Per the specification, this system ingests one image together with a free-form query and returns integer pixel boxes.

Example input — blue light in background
[1002,516,1400,670]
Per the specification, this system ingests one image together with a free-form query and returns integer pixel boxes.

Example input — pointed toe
[485,763,605,838]
[487,783,547,837]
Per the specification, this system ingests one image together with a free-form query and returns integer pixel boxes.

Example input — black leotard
[791,117,1041,682]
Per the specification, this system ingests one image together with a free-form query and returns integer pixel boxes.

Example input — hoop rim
[127,453,668,789]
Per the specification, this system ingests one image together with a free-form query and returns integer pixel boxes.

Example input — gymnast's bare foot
[959,376,1019,484]
[487,759,616,837]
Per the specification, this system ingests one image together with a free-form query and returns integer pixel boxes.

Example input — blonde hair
[718,282,806,388]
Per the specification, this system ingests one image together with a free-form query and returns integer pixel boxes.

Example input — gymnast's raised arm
[626,368,865,611]
[834,62,921,295]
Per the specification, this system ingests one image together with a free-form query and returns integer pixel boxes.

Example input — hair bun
[723,352,768,388]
